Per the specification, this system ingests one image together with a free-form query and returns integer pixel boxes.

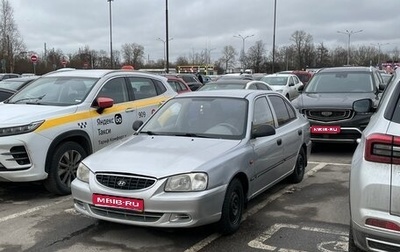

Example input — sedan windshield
[305,72,374,93]
[261,76,287,86]
[141,97,248,140]
[7,77,99,105]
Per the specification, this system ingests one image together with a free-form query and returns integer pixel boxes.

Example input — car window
[98,77,128,104]
[248,83,257,90]
[253,97,274,127]
[256,83,271,90]
[128,77,158,100]
[167,80,180,92]
[261,76,288,86]
[305,72,374,93]
[268,95,295,126]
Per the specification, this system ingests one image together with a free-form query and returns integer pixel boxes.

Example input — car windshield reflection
[141,97,248,140]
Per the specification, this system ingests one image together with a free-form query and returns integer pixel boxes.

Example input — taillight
[364,133,400,164]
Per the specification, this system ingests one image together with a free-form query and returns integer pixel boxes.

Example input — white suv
[0,69,176,195]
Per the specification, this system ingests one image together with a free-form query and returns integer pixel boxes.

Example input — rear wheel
[44,141,87,195]
[218,178,244,235]
[288,148,305,183]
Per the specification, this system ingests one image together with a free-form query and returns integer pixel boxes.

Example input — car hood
[0,104,78,126]
[84,135,241,178]
[293,92,377,109]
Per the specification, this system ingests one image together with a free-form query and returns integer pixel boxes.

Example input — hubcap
[58,150,81,187]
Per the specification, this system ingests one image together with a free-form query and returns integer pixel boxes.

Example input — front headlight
[76,162,91,183]
[165,173,208,192]
[0,120,44,137]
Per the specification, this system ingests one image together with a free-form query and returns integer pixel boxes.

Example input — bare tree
[121,43,145,68]
[290,30,313,69]
[219,45,237,73]
[0,0,25,73]
[246,40,266,73]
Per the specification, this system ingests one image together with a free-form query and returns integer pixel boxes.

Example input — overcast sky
[10,0,400,64]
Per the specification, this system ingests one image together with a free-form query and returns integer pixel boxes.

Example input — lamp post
[157,37,173,71]
[107,0,114,68]
[371,42,390,68]
[165,0,170,73]
[337,29,363,65]
[234,34,254,71]
[272,0,277,73]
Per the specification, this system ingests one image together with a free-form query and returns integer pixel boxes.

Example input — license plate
[311,125,341,134]
[92,194,144,212]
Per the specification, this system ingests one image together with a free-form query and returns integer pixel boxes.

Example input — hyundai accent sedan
[72,89,311,234]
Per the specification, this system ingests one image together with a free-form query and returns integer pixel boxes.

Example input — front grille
[90,205,163,222]
[304,109,353,122]
[96,173,156,190]
[4,146,31,165]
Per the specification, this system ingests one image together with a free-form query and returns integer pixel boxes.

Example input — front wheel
[44,141,87,195]
[218,178,244,235]
[288,148,305,183]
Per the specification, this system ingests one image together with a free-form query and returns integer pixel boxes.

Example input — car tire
[348,224,363,252]
[44,141,87,195]
[218,178,244,235]
[288,148,305,183]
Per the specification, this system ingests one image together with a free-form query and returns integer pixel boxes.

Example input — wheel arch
[45,130,93,173]
[230,172,249,203]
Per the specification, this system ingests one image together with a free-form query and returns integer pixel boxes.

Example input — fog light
[169,213,192,222]
[366,218,400,232]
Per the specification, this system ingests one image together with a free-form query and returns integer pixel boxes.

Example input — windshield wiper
[140,131,159,135]
[12,94,46,104]
[173,133,212,138]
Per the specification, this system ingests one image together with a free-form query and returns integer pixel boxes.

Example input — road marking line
[184,163,329,252]
[0,196,72,223]
[309,161,350,166]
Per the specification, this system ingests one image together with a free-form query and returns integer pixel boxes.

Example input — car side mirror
[132,120,144,131]
[251,124,276,138]
[353,98,373,113]
[298,85,304,92]
[289,83,295,87]
[95,97,114,114]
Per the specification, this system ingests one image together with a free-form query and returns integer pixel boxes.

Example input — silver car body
[72,90,311,230]
[350,68,400,251]
[260,73,303,100]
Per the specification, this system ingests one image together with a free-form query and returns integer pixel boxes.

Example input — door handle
[298,129,302,136]
[277,139,282,146]
[125,108,135,113]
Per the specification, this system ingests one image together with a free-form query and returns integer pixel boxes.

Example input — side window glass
[253,97,274,127]
[268,95,294,126]
[97,77,128,104]
[248,84,257,90]
[128,77,158,100]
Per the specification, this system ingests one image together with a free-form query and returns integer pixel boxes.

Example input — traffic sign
[30,54,38,63]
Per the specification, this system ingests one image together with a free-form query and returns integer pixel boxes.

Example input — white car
[72,89,311,234]
[260,73,303,100]
[0,69,176,195]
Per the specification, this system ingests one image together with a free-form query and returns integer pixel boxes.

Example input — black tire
[288,148,305,183]
[44,141,87,195]
[348,224,363,252]
[218,178,244,235]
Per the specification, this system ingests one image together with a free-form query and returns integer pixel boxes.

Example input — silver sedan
[72,89,311,235]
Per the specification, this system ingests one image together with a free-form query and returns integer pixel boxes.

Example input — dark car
[175,73,203,91]
[198,79,273,91]
[0,76,39,91]
[0,87,14,102]
[291,66,386,144]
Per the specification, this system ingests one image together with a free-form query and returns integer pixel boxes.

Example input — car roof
[43,69,167,81]
[175,89,275,99]
[264,73,296,77]
[0,76,39,82]
[318,66,374,73]
[206,79,254,85]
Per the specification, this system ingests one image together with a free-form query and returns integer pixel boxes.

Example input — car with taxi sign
[0,69,176,195]
[71,89,311,234]
[291,66,385,144]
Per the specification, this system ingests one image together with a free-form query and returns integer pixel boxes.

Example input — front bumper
[0,133,51,182]
[71,177,227,228]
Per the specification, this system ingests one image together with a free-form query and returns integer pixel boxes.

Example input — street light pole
[371,42,390,68]
[107,0,114,69]
[157,37,173,71]
[165,0,170,73]
[272,0,277,73]
[337,29,363,65]
[233,34,254,71]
